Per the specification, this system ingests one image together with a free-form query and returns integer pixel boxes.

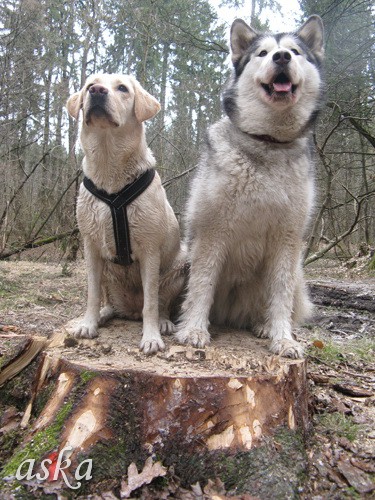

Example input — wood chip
[120,457,167,498]
[0,336,47,387]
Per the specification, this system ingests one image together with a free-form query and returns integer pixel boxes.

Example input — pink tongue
[273,82,292,92]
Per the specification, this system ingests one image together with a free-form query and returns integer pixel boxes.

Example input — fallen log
[0,320,309,498]
[309,282,375,313]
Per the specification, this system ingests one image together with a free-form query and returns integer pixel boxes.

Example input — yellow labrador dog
[67,74,185,354]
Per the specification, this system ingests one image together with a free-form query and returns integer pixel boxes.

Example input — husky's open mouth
[261,73,297,97]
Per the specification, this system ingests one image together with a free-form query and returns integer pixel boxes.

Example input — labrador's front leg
[74,238,104,338]
[139,252,165,354]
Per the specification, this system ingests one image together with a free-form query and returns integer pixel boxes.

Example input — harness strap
[83,169,156,265]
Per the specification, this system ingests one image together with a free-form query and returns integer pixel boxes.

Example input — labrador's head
[66,74,160,128]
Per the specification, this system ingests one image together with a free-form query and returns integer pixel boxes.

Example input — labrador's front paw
[140,331,165,355]
[73,318,99,339]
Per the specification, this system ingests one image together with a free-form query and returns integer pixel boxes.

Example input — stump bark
[0,319,309,497]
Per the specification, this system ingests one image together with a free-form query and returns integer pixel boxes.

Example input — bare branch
[0,229,79,260]
[162,166,197,189]
[326,102,375,149]
[304,193,371,266]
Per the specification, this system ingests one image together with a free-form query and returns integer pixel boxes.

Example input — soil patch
[0,257,374,498]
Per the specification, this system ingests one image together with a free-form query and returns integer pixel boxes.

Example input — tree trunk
[0,320,309,497]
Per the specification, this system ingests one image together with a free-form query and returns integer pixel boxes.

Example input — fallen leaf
[329,397,352,414]
[120,457,167,498]
[165,346,187,359]
[327,468,347,488]
[0,406,19,426]
[102,492,120,500]
[203,478,226,496]
[337,458,375,494]
[313,340,324,349]
[190,481,203,496]
[338,437,357,453]
[350,457,375,474]
[0,407,21,434]
[46,451,60,481]
[0,325,20,332]
[308,372,330,384]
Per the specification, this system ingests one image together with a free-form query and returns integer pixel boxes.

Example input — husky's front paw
[159,318,176,335]
[175,327,210,348]
[140,331,165,355]
[254,324,268,339]
[270,339,304,359]
[73,319,99,339]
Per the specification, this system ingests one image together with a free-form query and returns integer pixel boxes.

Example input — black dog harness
[83,169,156,266]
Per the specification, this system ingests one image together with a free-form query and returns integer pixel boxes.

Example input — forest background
[0,0,374,266]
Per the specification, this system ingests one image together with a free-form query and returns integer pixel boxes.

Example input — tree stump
[0,320,309,498]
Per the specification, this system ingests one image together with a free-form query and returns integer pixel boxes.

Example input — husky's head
[223,16,324,142]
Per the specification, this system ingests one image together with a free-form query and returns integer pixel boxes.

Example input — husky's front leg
[74,238,104,338]
[139,252,165,354]
[176,240,225,348]
[262,240,304,358]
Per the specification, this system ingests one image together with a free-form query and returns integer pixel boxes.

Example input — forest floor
[0,251,374,499]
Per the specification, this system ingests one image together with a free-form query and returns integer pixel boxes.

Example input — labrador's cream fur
[67,74,185,354]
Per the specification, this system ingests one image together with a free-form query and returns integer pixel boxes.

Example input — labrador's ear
[132,79,160,122]
[66,91,83,120]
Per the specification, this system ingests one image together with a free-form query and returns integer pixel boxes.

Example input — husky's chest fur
[187,117,314,254]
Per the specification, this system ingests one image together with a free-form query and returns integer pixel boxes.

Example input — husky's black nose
[272,51,291,66]
[89,84,108,96]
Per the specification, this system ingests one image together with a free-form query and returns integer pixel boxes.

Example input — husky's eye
[291,48,300,55]
[118,84,128,93]
[258,50,268,57]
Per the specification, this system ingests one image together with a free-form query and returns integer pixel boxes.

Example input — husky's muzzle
[261,50,297,99]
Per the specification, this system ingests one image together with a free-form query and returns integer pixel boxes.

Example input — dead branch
[326,102,375,149]
[304,188,371,266]
[163,166,197,189]
[0,150,52,229]
[0,229,79,260]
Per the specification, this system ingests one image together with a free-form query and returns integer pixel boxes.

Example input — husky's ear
[66,91,83,120]
[297,15,324,60]
[230,19,258,64]
[132,78,160,122]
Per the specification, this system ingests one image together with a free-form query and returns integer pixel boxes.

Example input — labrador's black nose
[89,84,108,95]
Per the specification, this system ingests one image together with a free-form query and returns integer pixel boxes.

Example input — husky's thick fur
[176,16,324,358]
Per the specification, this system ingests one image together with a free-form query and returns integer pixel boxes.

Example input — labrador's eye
[118,84,128,93]
[258,50,268,57]
[86,84,93,91]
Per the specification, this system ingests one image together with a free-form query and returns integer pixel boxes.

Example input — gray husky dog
[176,16,324,358]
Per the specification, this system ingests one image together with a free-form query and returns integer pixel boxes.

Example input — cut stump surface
[53,319,308,452]
[1,319,309,496]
